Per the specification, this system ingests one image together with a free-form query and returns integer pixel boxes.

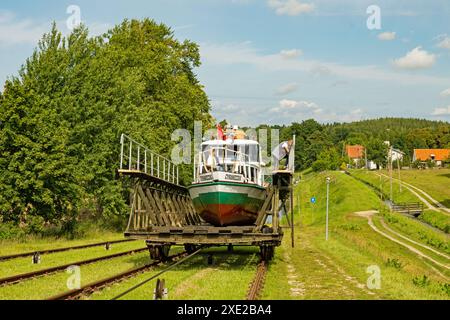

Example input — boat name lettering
[225,174,241,181]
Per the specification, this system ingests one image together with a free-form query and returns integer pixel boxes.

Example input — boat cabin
[193,139,263,186]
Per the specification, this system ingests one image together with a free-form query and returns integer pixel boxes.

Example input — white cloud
[275,82,299,95]
[318,108,365,123]
[392,47,436,69]
[431,106,450,116]
[201,42,449,86]
[378,32,396,41]
[280,49,302,59]
[272,99,321,113]
[440,88,450,97]
[279,99,300,109]
[267,0,315,16]
[0,11,111,47]
[0,11,47,46]
[436,35,450,50]
[310,64,332,77]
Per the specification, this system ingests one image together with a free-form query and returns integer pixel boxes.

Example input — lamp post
[326,177,331,241]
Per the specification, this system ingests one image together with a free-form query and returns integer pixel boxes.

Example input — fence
[119,134,179,185]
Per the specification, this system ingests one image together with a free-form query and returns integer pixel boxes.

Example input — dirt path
[375,173,439,212]
[355,211,449,277]
[379,219,450,260]
[379,173,450,215]
[282,235,377,299]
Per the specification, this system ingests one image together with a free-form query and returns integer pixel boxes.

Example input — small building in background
[384,141,404,162]
[345,145,365,167]
[391,148,405,162]
[413,149,450,166]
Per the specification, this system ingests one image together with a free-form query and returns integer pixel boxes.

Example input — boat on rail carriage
[188,126,266,226]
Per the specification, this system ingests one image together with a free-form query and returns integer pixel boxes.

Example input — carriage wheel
[260,245,275,262]
[148,245,171,261]
[184,244,200,254]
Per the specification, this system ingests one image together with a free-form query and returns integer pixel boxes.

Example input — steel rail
[246,261,267,300]
[0,239,136,262]
[0,247,148,286]
[111,248,202,300]
[47,251,189,300]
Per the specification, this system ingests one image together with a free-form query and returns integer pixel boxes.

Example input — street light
[326,177,331,241]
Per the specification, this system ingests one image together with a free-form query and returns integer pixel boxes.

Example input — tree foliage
[0,20,210,225]
[261,118,449,172]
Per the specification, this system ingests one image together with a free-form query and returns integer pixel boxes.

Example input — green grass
[0,231,125,256]
[263,171,450,300]
[419,210,450,234]
[388,169,450,208]
[382,210,449,255]
[371,215,449,273]
[0,244,161,300]
[349,169,419,204]
[91,247,259,300]
[0,240,144,279]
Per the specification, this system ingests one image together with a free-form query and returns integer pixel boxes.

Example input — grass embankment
[264,171,449,300]
[0,231,125,256]
[349,169,418,203]
[388,169,450,208]
[350,169,450,234]
[419,210,450,234]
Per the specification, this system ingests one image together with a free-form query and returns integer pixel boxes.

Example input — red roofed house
[346,145,364,159]
[413,149,450,166]
[346,145,366,168]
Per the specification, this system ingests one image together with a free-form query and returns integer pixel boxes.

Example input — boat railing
[119,134,178,185]
[194,146,259,183]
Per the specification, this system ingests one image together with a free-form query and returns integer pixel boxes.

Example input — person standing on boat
[272,140,293,170]
[217,124,225,140]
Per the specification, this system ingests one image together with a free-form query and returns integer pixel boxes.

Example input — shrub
[412,275,430,287]
[0,222,25,240]
[339,223,361,231]
[440,283,450,296]
[385,258,403,269]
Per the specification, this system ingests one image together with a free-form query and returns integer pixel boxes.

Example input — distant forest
[246,118,450,172]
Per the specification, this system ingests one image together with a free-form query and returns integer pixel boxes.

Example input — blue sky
[1,0,450,126]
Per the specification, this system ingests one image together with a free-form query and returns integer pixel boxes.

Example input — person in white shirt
[272,140,293,170]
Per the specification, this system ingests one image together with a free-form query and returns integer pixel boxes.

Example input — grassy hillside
[264,171,449,300]
[390,169,450,208]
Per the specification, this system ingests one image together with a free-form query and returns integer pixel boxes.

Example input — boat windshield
[197,143,261,183]
[201,144,259,163]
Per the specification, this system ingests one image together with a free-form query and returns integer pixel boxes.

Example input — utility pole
[326,177,331,241]
[389,146,393,203]
[379,174,383,201]
[365,145,368,170]
[397,157,402,193]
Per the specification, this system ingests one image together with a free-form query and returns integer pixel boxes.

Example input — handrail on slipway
[119,133,179,185]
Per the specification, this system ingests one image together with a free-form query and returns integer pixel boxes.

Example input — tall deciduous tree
[0,19,210,225]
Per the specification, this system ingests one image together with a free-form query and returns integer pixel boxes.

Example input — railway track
[0,247,148,286]
[47,251,189,300]
[246,261,267,300]
[0,239,136,262]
